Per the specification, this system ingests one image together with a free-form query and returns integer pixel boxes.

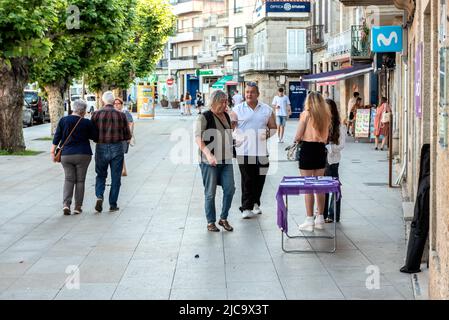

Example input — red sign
[166,79,174,86]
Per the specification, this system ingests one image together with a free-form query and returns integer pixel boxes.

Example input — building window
[287,29,306,56]
[234,27,243,43]
[234,0,243,13]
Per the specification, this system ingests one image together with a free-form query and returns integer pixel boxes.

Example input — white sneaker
[299,217,315,232]
[242,210,255,219]
[253,204,262,215]
[314,215,325,230]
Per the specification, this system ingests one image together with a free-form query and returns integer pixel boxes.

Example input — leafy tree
[0,0,60,151]
[87,0,176,96]
[31,0,136,134]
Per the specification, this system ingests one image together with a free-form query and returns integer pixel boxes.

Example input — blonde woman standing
[294,92,331,232]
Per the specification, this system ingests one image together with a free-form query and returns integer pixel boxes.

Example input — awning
[212,75,235,89]
[302,64,374,84]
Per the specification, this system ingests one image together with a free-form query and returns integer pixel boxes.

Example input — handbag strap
[59,116,83,150]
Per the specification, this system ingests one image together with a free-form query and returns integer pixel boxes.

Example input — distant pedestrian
[323,99,346,223]
[180,94,185,115]
[196,91,204,114]
[347,92,360,136]
[374,97,392,151]
[114,98,134,176]
[233,82,277,219]
[184,91,192,115]
[195,90,236,232]
[272,87,292,143]
[91,91,132,213]
[350,97,363,137]
[294,91,331,232]
[51,100,97,216]
[232,90,244,107]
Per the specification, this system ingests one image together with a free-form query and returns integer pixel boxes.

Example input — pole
[387,68,394,188]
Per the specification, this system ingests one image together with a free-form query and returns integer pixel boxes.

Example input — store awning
[212,75,235,89]
[302,64,374,84]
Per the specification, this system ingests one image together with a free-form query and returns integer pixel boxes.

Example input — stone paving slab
[0,108,414,300]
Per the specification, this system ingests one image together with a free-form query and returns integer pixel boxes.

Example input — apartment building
[238,0,311,116]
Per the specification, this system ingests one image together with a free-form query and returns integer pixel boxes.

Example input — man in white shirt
[271,87,291,143]
[232,90,244,107]
[233,82,277,219]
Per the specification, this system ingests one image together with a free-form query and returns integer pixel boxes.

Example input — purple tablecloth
[276,176,341,233]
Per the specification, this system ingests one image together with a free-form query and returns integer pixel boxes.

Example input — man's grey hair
[210,90,227,108]
[102,91,115,105]
[73,99,87,114]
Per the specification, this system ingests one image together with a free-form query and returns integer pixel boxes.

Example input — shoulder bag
[54,117,83,163]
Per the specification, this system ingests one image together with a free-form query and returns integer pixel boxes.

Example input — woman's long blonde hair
[304,92,331,137]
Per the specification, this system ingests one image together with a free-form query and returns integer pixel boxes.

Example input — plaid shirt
[91,105,132,144]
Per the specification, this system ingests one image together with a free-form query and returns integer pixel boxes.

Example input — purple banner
[415,43,423,118]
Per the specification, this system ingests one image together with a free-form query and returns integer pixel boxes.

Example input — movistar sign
[371,26,403,53]
[265,1,311,13]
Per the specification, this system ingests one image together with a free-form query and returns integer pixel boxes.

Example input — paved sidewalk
[0,107,414,300]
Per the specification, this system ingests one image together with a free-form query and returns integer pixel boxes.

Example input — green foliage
[30,0,137,88]
[0,0,61,65]
[87,0,176,92]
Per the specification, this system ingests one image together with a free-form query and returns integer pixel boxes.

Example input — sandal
[218,219,234,232]
[207,223,220,232]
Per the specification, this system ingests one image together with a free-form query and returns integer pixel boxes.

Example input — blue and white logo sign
[266,1,311,13]
[371,26,403,53]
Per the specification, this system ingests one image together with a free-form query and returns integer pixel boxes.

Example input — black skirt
[298,141,327,170]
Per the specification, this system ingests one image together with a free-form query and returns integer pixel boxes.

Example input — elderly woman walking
[51,100,97,215]
[195,90,236,232]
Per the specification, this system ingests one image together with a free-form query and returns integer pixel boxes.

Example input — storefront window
[439,46,449,148]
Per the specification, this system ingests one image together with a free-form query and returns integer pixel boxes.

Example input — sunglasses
[246,81,258,87]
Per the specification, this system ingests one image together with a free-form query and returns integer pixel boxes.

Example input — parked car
[24,90,49,124]
[22,100,34,127]
[86,94,96,113]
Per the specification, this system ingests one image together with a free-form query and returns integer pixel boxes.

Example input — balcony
[171,27,203,44]
[169,56,199,70]
[171,0,203,16]
[306,25,325,51]
[327,29,351,59]
[239,53,310,73]
[197,51,220,64]
[351,25,372,61]
[339,0,415,21]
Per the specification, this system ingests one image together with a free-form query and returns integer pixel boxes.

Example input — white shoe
[253,204,262,215]
[299,217,315,232]
[242,210,255,219]
[314,215,325,230]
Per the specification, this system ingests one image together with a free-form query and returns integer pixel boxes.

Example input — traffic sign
[166,79,174,86]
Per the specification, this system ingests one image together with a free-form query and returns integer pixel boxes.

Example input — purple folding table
[276,176,341,253]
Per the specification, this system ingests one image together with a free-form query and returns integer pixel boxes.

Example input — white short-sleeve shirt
[272,95,291,117]
[233,101,273,157]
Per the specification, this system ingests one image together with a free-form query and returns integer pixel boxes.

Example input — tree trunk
[0,59,28,152]
[45,83,66,135]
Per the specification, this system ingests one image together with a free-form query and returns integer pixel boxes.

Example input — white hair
[73,99,87,114]
[102,91,115,105]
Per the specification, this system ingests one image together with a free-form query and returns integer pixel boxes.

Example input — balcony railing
[306,25,325,50]
[327,29,351,57]
[197,51,219,64]
[351,25,371,60]
[239,53,310,73]
[168,55,199,70]
[171,27,203,43]
[171,0,203,16]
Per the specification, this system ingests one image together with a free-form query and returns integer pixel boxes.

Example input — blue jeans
[95,143,124,208]
[200,163,236,224]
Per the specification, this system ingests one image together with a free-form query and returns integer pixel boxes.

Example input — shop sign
[265,1,311,13]
[371,26,403,53]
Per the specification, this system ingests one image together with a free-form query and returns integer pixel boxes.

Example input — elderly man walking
[233,82,277,219]
[91,91,132,213]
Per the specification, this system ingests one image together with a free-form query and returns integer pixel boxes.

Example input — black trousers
[237,156,269,212]
[323,163,341,221]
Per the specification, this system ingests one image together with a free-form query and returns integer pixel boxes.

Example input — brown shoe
[74,207,82,215]
[218,219,234,232]
[207,223,220,232]
[63,207,71,216]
